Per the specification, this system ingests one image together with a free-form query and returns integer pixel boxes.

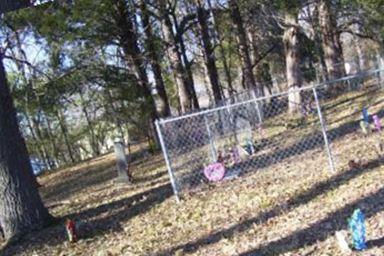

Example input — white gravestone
[114,139,131,183]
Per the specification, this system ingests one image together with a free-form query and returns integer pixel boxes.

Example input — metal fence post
[204,114,217,162]
[155,120,181,203]
[377,54,384,88]
[250,88,263,124]
[312,86,336,173]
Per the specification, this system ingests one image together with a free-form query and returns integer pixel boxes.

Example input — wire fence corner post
[377,53,384,88]
[204,113,217,162]
[312,86,336,173]
[250,88,263,124]
[155,119,181,203]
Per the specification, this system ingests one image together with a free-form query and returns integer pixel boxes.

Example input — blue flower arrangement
[348,208,367,251]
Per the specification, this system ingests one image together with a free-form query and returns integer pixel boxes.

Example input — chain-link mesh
[157,68,384,200]
[317,69,384,170]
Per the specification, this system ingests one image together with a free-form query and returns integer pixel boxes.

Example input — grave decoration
[204,143,243,182]
[203,162,226,182]
[300,98,315,117]
[242,138,256,156]
[335,231,352,253]
[217,149,224,163]
[373,114,381,132]
[65,219,78,243]
[348,208,367,251]
[257,123,266,138]
[362,107,369,124]
[359,120,369,135]
[217,147,230,164]
[231,145,241,164]
[224,144,242,180]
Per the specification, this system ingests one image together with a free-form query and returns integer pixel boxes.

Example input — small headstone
[114,139,131,183]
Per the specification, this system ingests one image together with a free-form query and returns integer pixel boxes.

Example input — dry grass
[2,86,384,256]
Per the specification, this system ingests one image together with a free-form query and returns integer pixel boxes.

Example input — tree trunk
[0,0,30,14]
[207,0,234,96]
[104,90,130,149]
[318,0,345,80]
[113,0,158,121]
[0,55,52,241]
[56,109,76,164]
[22,115,47,186]
[256,62,273,99]
[44,114,62,167]
[140,1,171,117]
[158,0,199,113]
[248,26,268,96]
[79,89,100,157]
[112,0,160,145]
[310,4,329,82]
[283,13,302,113]
[172,13,200,109]
[354,25,368,71]
[229,0,260,95]
[25,115,46,166]
[196,0,222,104]
[31,116,53,170]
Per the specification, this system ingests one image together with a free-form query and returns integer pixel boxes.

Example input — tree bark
[0,0,30,14]
[158,0,199,113]
[196,0,222,104]
[140,1,171,117]
[55,108,76,164]
[283,13,302,113]
[229,0,260,95]
[354,25,368,71]
[112,0,158,121]
[310,4,329,82]
[112,0,160,145]
[44,114,62,166]
[318,0,345,80]
[0,54,52,241]
[25,115,47,167]
[79,89,100,157]
[31,116,53,169]
[207,0,234,96]
[8,35,53,169]
[255,62,273,98]
[171,13,200,109]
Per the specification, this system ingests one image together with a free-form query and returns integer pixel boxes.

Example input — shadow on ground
[239,185,384,255]
[1,183,173,256]
[1,149,172,256]
[41,149,164,202]
[155,157,384,255]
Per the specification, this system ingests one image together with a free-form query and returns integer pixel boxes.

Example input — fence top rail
[158,68,383,125]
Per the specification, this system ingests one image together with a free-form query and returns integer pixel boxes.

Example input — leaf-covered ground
[2,85,384,256]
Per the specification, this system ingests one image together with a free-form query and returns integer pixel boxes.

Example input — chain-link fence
[156,66,384,202]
